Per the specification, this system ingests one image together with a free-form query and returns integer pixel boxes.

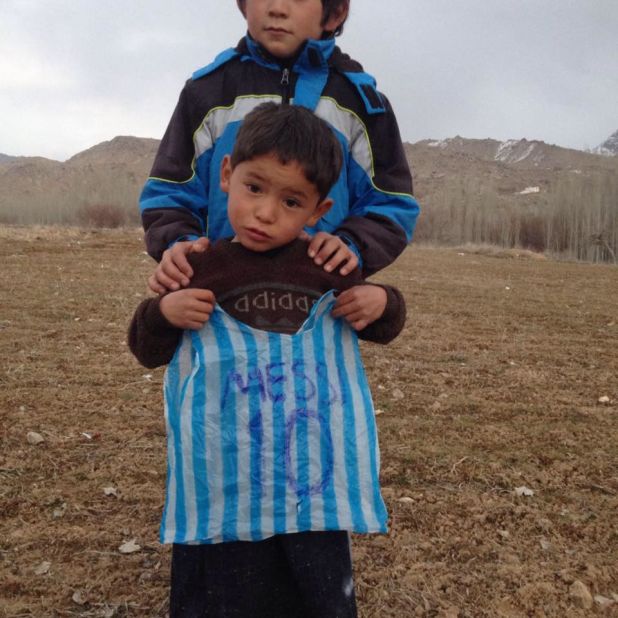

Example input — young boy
[129,103,406,617]
[141,0,419,298]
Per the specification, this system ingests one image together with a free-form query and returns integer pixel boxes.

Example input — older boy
[141,0,419,299]
[130,103,406,617]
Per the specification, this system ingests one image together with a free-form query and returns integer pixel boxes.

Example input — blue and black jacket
[140,35,419,276]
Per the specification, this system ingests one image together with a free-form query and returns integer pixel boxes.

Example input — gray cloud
[1,0,616,160]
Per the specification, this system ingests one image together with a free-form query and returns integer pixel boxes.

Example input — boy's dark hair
[231,102,343,201]
[321,0,349,36]
[236,0,349,37]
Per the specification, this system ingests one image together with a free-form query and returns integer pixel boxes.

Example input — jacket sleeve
[336,94,419,277]
[335,267,407,344]
[127,297,183,368]
[356,284,407,344]
[140,83,210,262]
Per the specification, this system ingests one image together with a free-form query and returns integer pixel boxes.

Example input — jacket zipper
[281,68,291,104]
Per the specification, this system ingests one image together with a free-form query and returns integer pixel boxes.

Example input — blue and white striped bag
[161,291,387,544]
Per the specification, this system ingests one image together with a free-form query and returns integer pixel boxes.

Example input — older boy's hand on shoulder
[306,232,358,276]
[331,285,387,331]
[160,288,215,330]
[149,237,211,294]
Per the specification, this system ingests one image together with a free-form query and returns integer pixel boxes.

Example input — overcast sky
[2,1,617,161]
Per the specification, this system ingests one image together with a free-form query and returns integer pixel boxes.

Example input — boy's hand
[149,237,211,295]
[160,288,215,330]
[306,232,358,276]
[331,285,387,331]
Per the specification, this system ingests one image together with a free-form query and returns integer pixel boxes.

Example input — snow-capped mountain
[592,130,618,157]
[417,136,617,170]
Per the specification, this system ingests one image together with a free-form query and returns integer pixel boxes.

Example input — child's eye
[284,198,301,208]
[246,183,261,194]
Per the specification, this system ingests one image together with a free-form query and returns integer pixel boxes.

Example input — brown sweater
[128,238,406,368]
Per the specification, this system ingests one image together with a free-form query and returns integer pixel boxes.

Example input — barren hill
[406,136,618,209]
[0,136,159,225]
[1,131,616,260]
[0,153,19,164]
[66,135,160,167]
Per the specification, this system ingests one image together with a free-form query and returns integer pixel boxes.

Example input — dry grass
[449,243,547,261]
[1,228,617,617]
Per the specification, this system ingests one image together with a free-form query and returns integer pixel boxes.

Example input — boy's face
[241,0,347,59]
[220,153,332,252]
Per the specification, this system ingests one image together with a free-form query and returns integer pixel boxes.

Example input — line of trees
[413,171,618,263]
[0,174,141,228]
[1,164,617,263]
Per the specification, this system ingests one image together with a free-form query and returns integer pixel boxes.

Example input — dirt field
[1,226,616,617]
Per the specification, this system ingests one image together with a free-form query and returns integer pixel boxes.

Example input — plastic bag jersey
[161,291,387,544]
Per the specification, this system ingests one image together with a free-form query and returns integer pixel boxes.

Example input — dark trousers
[169,530,357,618]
